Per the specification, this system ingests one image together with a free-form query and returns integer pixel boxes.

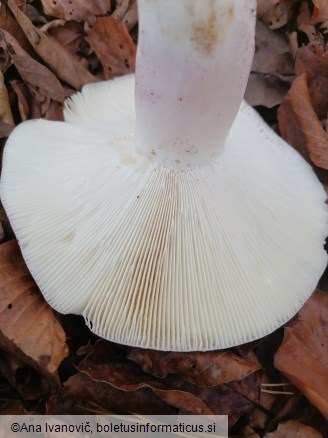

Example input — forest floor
[0,1,328,437]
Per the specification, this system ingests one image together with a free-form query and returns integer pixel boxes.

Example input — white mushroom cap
[1,0,327,351]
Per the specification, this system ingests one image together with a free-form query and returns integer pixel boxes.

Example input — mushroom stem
[135,0,257,167]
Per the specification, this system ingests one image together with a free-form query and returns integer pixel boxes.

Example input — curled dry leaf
[45,21,85,58]
[0,240,68,379]
[40,0,111,23]
[257,0,293,30]
[312,0,328,24]
[112,0,138,30]
[246,20,294,108]
[63,372,175,415]
[128,348,261,386]
[10,80,30,121]
[278,72,328,169]
[7,0,97,90]
[274,290,328,420]
[0,30,65,103]
[0,2,32,56]
[86,16,136,79]
[0,70,14,138]
[78,341,213,415]
[264,419,323,438]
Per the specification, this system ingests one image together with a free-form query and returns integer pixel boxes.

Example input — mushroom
[1,0,327,351]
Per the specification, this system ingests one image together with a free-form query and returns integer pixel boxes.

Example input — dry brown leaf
[312,0,328,24]
[274,290,328,420]
[8,0,97,90]
[121,1,138,31]
[64,372,175,415]
[0,240,68,379]
[257,0,293,30]
[278,72,328,169]
[77,340,213,415]
[265,420,323,437]
[0,2,31,55]
[86,16,136,79]
[40,0,111,22]
[0,70,14,138]
[44,21,85,58]
[246,20,293,108]
[10,80,30,121]
[297,1,317,43]
[241,426,261,438]
[0,30,65,103]
[128,348,261,387]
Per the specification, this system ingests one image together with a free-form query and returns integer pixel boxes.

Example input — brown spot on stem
[192,9,218,55]
[191,4,235,55]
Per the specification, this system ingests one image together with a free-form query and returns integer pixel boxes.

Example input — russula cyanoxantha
[1,0,327,351]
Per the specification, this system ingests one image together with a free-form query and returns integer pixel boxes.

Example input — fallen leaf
[278,72,328,169]
[246,20,293,108]
[112,0,138,30]
[78,341,213,414]
[40,0,111,22]
[8,0,97,90]
[297,1,318,43]
[0,353,50,401]
[10,80,30,121]
[64,372,175,415]
[0,240,68,379]
[264,420,322,437]
[44,21,85,58]
[0,70,14,138]
[86,16,136,79]
[257,0,293,30]
[240,425,261,438]
[312,0,328,24]
[128,348,261,386]
[274,290,328,420]
[0,30,65,103]
[0,2,31,55]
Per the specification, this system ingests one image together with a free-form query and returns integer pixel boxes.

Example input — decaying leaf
[0,70,14,138]
[274,290,328,420]
[312,0,328,24]
[86,16,136,79]
[0,30,65,103]
[0,240,68,379]
[10,80,30,121]
[40,0,111,23]
[0,2,32,55]
[7,0,97,90]
[257,0,293,30]
[246,20,294,108]
[279,73,328,169]
[63,372,176,415]
[128,348,261,386]
[264,420,323,437]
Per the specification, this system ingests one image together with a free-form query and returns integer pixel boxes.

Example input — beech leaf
[274,290,328,420]
[0,240,68,379]
[279,72,328,169]
[40,0,111,23]
[0,70,14,138]
[7,0,97,90]
[86,16,136,79]
[128,348,261,386]
[264,420,323,438]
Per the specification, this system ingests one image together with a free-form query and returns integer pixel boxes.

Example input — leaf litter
[0,1,327,437]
